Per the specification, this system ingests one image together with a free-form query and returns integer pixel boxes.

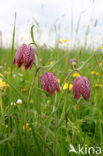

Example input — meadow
[0,17,103,155]
[0,41,103,156]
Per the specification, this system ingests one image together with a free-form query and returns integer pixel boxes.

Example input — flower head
[91,71,99,76]
[73,76,90,101]
[58,39,69,44]
[40,72,60,96]
[100,45,103,50]
[63,83,68,90]
[17,99,22,104]
[70,58,77,69]
[94,83,103,88]
[13,44,35,70]
[0,79,9,90]
[73,72,80,79]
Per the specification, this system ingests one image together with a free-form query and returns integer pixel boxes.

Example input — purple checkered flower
[73,76,90,101]
[13,44,35,70]
[40,72,60,96]
[70,58,77,69]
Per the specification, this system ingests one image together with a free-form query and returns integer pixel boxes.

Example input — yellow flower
[69,84,73,90]
[57,79,60,83]
[23,123,29,131]
[91,71,99,76]
[73,72,80,78]
[62,39,69,42]
[63,83,73,90]
[95,84,103,88]
[49,61,53,65]
[7,71,11,74]
[0,79,9,89]
[58,39,69,44]
[63,83,68,90]
[100,45,103,50]
[93,49,96,53]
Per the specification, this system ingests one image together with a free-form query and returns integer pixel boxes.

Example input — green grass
[0,47,103,156]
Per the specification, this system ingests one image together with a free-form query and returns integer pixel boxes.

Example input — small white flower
[11,102,16,106]
[0,66,3,69]
[18,73,23,77]
[20,78,23,81]
[13,74,16,77]
[11,102,14,105]
[17,99,22,104]
[4,71,7,74]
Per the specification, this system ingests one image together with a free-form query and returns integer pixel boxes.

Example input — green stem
[37,47,45,152]
[0,91,3,114]
[94,53,100,68]
[24,67,40,151]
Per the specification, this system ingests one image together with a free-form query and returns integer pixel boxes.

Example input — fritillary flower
[40,72,60,96]
[70,58,77,69]
[73,76,90,101]
[13,44,35,70]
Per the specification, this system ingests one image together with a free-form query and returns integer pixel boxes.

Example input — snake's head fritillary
[70,58,77,69]
[73,76,90,101]
[13,44,35,70]
[40,72,60,96]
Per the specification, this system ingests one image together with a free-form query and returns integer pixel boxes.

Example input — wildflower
[90,71,99,76]
[73,72,80,78]
[11,102,16,106]
[13,74,16,78]
[63,83,68,90]
[63,83,73,90]
[13,44,35,70]
[99,62,103,66]
[100,45,103,50]
[11,102,14,106]
[18,73,23,77]
[94,84,103,88]
[17,99,22,104]
[62,39,69,42]
[93,49,96,53]
[0,79,8,90]
[0,66,3,69]
[23,123,29,131]
[69,84,73,90]
[70,59,77,69]
[58,39,69,44]
[40,72,60,96]
[73,76,90,101]
[49,61,53,65]
[58,79,60,83]
[20,78,23,81]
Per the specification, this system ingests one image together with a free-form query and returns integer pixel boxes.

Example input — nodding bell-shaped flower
[73,76,90,101]
[40,72,60,96]
[13,44,35,70]
[70,58,77,69]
